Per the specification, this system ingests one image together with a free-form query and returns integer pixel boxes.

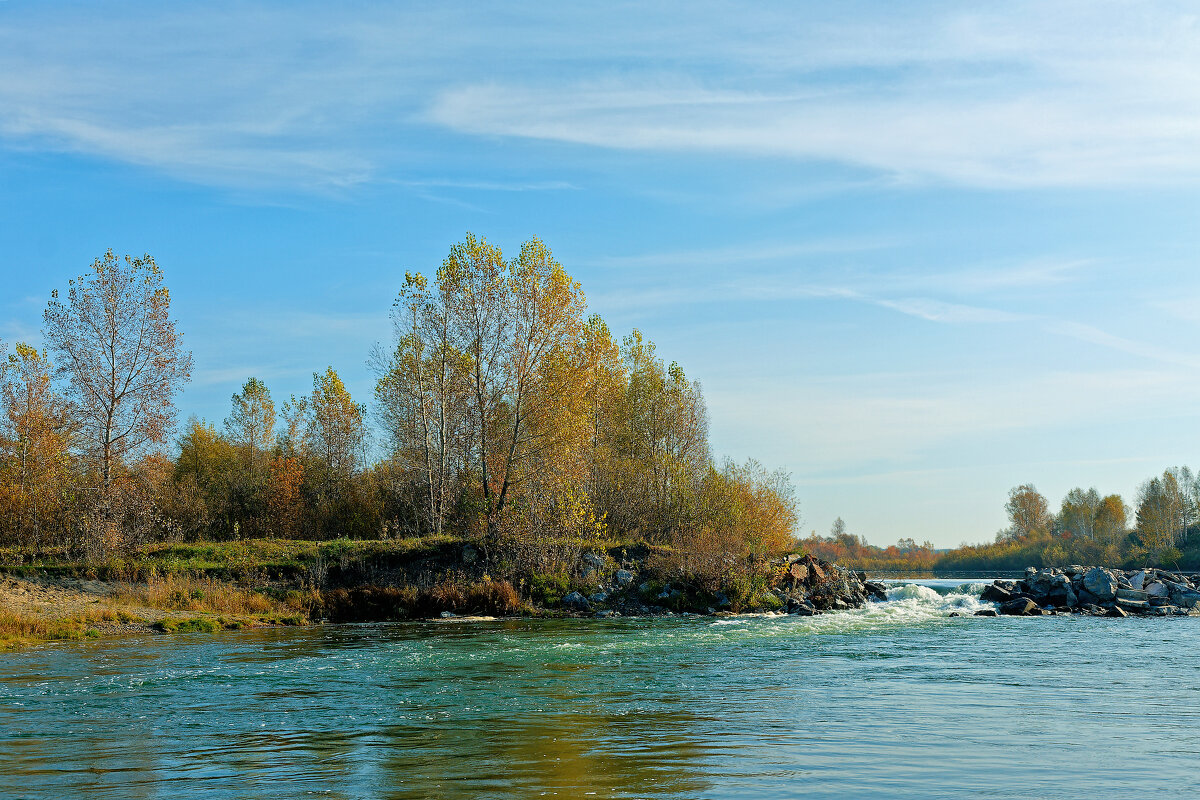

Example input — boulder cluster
[776,554,888,615]
[561,551,887,617]
[980,566,1200,618]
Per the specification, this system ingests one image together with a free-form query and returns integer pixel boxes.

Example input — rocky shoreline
[978,566,1200,617]
[476,552,890,619]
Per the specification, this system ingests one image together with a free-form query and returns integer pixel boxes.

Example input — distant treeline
[802,473,1200,572]
[0,237,796,582]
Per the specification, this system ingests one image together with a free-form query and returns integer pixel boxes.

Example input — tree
[375,271,471,537]
[43,250,192,486]
[439,233,509,523]
[0,343,75,548]
[1057,487,1101,540]
[1005,484,1051,540]
[1136,471,1189,556]
[307,366,366,479]
[1094,493,1128,557]
[225,377,275,468]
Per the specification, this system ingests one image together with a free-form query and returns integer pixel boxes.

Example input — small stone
[440,611,456,618]
[974,609,998,617]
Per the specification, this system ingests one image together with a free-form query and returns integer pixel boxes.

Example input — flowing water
[3,580,1199,799]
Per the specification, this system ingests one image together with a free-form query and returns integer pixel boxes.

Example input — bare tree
[43,250,192,487]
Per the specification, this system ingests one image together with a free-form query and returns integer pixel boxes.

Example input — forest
[0,237,797,587]
[801,472,1200,572]
[3,237,1197,583]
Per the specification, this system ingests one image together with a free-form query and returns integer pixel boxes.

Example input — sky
[3,1,1200,547]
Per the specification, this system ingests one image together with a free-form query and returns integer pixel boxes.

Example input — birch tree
[43,250,192,486]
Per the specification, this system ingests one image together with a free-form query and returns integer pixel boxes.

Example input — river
[2,581,1198,799]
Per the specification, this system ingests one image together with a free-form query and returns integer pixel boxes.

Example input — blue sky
[3,1,1200,546]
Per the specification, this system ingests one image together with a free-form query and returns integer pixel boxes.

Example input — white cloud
[3,2,1200,189]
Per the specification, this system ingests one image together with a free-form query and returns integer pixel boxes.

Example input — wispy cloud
[4,2,1200,189]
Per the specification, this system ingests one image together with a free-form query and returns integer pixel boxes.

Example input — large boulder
[1128,571,1147,590]
[1082,568,1118,601]
[981,584,1014,603]
[999,597,1040,616]
[1115,588,1148,602]
[1169,586,1200,609]
[614,569,634,588]
[1115,597,1149,613]
[562,591,590,611]
[1145,581,1169,598]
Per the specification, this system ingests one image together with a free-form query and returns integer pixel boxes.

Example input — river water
[2,581,1198,799]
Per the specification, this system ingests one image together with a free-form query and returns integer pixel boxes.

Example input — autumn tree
[0,343,76,549]
[374,272,472,537]
[437,234,509,525]
[306,367,366,479]
[601,330,709,540]
[43,250,192,487]
[1136,470,1189,559]
[1094,494,1128,560]
[1004,484,1051,540]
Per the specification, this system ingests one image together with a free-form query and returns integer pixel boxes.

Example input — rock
[1116,588,1148,601]
[589,591,609,604]
[713,591,731,609]
[1145,581,1169,598]
[974,609,998,617]
[582,552,606,568]
[863,581,888,601]
[1082,567,1118,601]
[1076,587,1102,607]
[1149,605,1181,617]
[1107,605,1128,618]
[614,569,634,588]
[593,610,617,618]
[981,584,1013,603]
[1128,571,1147,590]
[1000,597,1039,616]
[440,611,456,618]
[1115,598,1149,612]
[1171,589,1200,609]
[788,563,809,583]
[562,591,590,611]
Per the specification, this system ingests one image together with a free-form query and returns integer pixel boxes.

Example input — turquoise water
[3,582,1199,799]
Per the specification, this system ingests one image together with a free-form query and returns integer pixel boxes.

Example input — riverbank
[0,538,888,648]
[0,571,309,649]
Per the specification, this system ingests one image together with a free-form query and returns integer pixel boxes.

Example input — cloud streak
[3,2,1200,189]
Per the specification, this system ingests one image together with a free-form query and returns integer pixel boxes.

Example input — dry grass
[114,575,277,616]
[0,607,136,649]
